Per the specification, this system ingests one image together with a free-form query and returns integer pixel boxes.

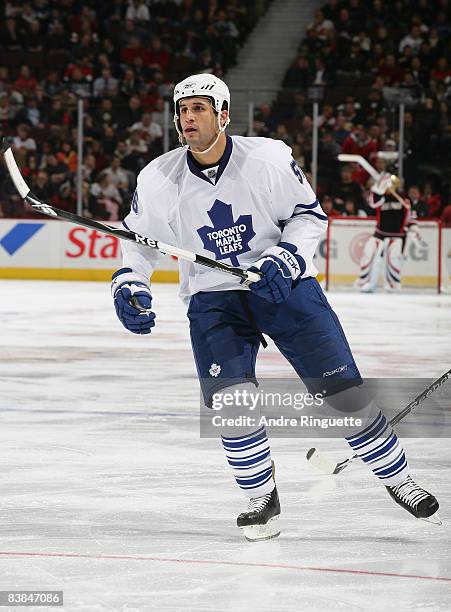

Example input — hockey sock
[345,409,409,486]
[221,426,275,498]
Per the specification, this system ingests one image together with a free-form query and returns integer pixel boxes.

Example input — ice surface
[0,281,450,611]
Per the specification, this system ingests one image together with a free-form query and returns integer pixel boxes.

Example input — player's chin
[184,130,199,140]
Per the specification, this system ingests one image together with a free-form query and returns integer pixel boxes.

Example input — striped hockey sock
[345,410,409,486]
[221,426,275,498]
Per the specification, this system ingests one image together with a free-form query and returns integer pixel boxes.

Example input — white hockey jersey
[121,135,327,304]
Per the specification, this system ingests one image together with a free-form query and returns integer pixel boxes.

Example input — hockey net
[325,217,448,293]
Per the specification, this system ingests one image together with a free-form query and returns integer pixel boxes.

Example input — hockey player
[357,173,419,292]
[111,74,439,541]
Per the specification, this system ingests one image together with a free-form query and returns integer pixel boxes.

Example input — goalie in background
[356,173,420,293]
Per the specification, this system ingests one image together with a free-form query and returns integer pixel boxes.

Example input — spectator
[342,125,378,159]
[283,56,312,89]
[56,143,78,174]
[119,68,142,100]
[121,35,148,66]
[151,97,165,128]
[16,97,44,128]
[90,172,122,220]
[147,37,170,72]
[46,98,70,134]
[422,182,443,217]
[13,123,37,153]
[331,165,364,212]
[102,125,119,157]
[125,129,148,155]
[22,152,39,181]
[312,57,334,86]
[274,123,293,146]
[93,68,119,98]
[254,102,277,134]
[14,65,38,97]
[318,104,336,129]
[2,18,24,51]
[82,153,98,183]
[0,94,17,127]
[321,195,340,218]
[65,65,92,98]
[333,115,351,146]
[26,20,43,52]
[407,186,429,218]
[440,204,451,228]
[32,170,53,202]
[377,53,405,85]
[306,9,335,43]
[343,197,367,217]
[94,98,119,129]
[104,157,131,192]
[44,154,70,188]
[117,95,142,130]
[54,180,76,212]
[47,22,67,51]
[129,112,163,144]
[126,0,150,23]
[399,25,424,55]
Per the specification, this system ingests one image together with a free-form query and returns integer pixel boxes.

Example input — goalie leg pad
[384,238,403,291]
[358,236,384,293]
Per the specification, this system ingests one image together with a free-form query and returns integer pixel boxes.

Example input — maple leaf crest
[197,199,255,266]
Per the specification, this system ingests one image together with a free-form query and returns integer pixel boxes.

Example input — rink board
[0,219,178,282]
[0,218,450,285]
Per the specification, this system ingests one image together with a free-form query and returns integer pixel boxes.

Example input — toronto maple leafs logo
[197,199,255,266]
[209,363,221,377]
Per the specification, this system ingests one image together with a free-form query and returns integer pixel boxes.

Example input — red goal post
[325,217,443,293]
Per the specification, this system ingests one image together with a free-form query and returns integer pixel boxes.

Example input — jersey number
[290,159,304,184]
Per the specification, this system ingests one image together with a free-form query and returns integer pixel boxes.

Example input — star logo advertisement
[0,223,44,256]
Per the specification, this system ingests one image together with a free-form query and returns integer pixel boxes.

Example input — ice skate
[360,282,375,293]
[237,486,281,541]
[386,475,440,524]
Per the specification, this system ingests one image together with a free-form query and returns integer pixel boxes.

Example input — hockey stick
[307,368,451,475]
[2,145,261,286]
[338,153,409,209]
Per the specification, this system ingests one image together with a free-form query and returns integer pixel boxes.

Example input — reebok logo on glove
[246,243,304,304]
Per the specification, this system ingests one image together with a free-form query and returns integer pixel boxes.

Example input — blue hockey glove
[111,267,155,334]
[247,243,304,303]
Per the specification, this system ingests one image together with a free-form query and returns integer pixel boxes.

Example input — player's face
[179,97,220,149]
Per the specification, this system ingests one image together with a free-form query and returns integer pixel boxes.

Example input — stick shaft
[336,369,451,473]
[2,146,261,284]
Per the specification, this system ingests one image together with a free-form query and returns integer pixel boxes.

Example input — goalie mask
[173,74,231,154]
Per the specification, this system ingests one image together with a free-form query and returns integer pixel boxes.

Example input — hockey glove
[247,243,303,303]
[111,267,155,334]
[371,173,393,195]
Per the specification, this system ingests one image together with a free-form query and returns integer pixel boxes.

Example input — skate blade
[240,515,281,542]
[420,512,442,526]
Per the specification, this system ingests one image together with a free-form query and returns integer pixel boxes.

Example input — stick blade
[2,144,31,199]
[306,448,340,475]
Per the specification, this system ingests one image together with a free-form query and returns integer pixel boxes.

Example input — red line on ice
[0,551,450,582]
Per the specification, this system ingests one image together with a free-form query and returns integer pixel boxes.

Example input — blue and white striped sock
[221,426,275,498]
[345,410,409,486]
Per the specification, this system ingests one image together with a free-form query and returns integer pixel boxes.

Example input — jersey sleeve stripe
[293,199,321,210]
[293,210,328,222]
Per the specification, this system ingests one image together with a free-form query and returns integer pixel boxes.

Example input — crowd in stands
[0,0,271,219]
[0,0,450,227]
[255,0,451,225]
